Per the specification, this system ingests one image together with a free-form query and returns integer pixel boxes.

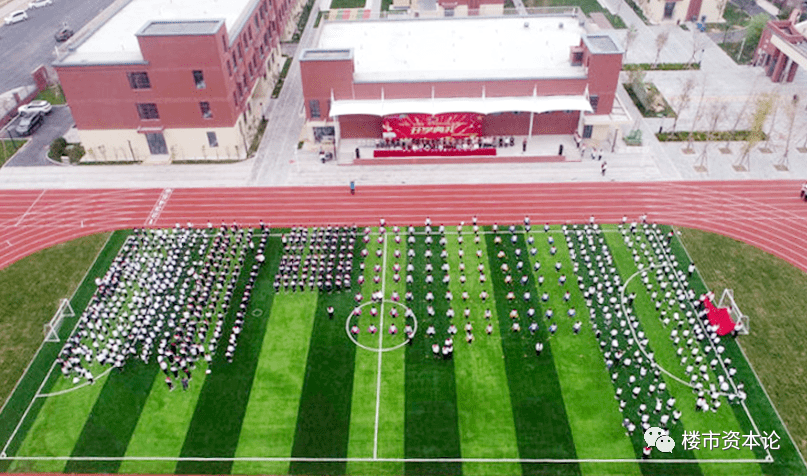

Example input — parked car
[17,100,52,116]
[15,111,43,136]
[55,26,73,42]
[28,0,53,8]
[4,10,28,25]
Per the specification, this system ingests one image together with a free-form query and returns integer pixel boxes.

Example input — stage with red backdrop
[382,113,484,139]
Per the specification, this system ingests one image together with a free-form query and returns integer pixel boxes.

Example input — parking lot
[0,0,118,93]
[2,105,74,166]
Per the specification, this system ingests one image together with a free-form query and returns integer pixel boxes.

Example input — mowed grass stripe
[0,231,124,472]
[673,227,807,476]
[175,233,280,475]
[404,228,462,476]
[444,229,521,476]
[63,359,160,473]
[566,225,701,476]
[8,370,111,473]
[347,229,405,476]
[118,368,208,475]
[603,227,762,476]
[485,230,580,476]
[289,236,364,476]
[232,292,318,476]
[528,227,641,476]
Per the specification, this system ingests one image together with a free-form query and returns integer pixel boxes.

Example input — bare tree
[685,79,707,153]
[736,93,775,171]
[695,103,727,172]
[687,31,709,68]
[778,94,800,170]
[653,29,670,67]
[624,26,639,59]
[759,93,779,153]
[671,77,695,133]
[722,80,760,154]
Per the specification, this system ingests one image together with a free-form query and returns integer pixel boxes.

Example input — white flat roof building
[59,0,255,65]
[316,16,589,82]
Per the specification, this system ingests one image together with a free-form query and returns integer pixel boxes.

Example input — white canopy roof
[329,95,594,117]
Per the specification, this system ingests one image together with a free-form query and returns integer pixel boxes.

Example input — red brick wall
[483,110,579,136]
[340,114,382,138]
[300,59,354,119]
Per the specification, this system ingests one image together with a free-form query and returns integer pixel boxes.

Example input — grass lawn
[1,225,806,476]
[0,233,110,407]
[677,227,807,461]
[0,139,26,166]
[624,83,677,118]
[381,0,393,10]
[523,0,604,14]
[718,41,755,64]
[330,0,365,7]
[34,85,66,105]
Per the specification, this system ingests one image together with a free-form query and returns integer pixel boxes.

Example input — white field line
[14,190,46,227]
[0,232,116,458]
[373,228,388,460]
[673,227,807,469]
[36,367,113,398]
[648,228,772,461]
[144,188,173,226]
[0,455,772,463]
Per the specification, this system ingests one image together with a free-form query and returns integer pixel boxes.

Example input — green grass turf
[443,229,521,476]
[404,229,462,476]
[485,230,580,476]
[527,227,641,476]
[288,239,364,476]
[0,231,125,473]
[174,233,281,475]
[602,227,762,475]
[232,292,318,475]
[63,360,160,473]
[0,139,26,166]
[675,227,807,476]
[0,232,110,407]
[8,369,111,473]
[570,226,704,476]
[117,367,208,475]
[347,229,405,476]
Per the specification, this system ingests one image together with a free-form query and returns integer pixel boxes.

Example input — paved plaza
[0,0,805,189]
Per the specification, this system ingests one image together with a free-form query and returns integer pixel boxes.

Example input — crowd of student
[57,224,267,390]
[374,135,517,153]
[273,226,357,293]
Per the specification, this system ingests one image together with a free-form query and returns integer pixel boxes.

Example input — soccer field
[0,222,804,476]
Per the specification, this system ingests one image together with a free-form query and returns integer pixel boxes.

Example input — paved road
[3,105,73,166]
[0,0,118,93]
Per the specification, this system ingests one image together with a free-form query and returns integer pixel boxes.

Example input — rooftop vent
[559,22,564,28]
[524,21,529,28]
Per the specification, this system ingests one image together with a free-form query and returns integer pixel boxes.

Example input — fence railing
[320,6,580,21]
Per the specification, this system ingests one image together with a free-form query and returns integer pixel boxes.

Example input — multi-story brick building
[752,9,806,83]
[300,14,627,151]
[54,0,301,162]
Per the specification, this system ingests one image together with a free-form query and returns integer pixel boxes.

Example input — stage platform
[336,135,586,166]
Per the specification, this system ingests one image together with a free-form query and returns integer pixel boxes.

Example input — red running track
[0,180,805,273]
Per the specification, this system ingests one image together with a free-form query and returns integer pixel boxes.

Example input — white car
[18,100,52,116]
[4,10,28,24]
[28,0,53,8]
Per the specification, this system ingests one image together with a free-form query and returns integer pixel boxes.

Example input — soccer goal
[43,299,75,343]
[717,288,749,335]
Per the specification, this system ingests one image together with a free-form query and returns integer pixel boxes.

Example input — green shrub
[49,137,67,159]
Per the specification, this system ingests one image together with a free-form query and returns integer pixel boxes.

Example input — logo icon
[644,426,675,453]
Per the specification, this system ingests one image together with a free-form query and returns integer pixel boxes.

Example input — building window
[589,95,599,114]
[445,7,454,16]
[207,131,218,147]
[226,60,232,76]
[221,34,228,51]
[193,70,206,89]
[663,1,675,19]
[127,72,151,89]
[136,103,159,120]
[237,43,243,61]
[309,99,321,118]
[582,125,593,139]
[254,15,260,29]
[233,92,239,107]
[200,101,212,119]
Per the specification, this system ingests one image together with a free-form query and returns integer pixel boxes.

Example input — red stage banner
[382,113,484,139]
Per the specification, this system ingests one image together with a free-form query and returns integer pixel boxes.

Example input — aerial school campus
[0,0,807,472]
